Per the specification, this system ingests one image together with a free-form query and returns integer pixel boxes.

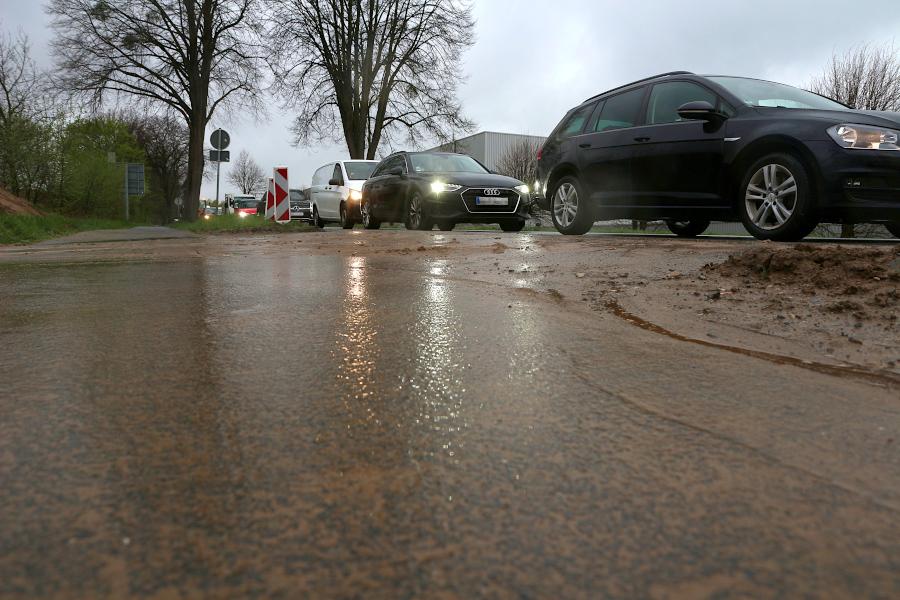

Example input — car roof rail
[583,71,695,103]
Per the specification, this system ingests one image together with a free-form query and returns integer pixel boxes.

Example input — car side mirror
[677,101,722,122]
[328,178,342,187]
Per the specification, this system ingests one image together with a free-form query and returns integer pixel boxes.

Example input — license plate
[475,196,508,206]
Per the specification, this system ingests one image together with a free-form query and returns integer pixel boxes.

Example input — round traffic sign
[210,129,230,150]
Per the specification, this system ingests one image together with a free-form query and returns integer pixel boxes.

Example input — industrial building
[426,131,547,171]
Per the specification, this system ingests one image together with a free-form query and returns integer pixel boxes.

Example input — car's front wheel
[551,176,594,235]
[886,222,900,238]
[740,154,817,241]
[361,197,381,230]
[405,192,432,231]
[666,220,710,238]
[340,203,354,229]
[500,220,526,232]
[312,206,324,229]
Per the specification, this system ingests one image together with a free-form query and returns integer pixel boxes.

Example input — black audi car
[360,151,531,231]
[536,71,900,240]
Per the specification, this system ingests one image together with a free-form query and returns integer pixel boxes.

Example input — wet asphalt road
[1,231,900,598]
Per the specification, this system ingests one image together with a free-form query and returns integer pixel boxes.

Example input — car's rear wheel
[361,197,380,230]
[740,154,817,241]
[340,203,354,229]
[666,220,710,237]
[500,220,526,232]
[406,192,432,231]
[886,222,900,238]
[312,206,324,229]
[437,221,455,231]
[551,176,594,235]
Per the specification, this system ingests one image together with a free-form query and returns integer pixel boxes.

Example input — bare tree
[48,0,264,221]
[0,28,40,127]
[126,112,190,222]
[495,139,541,187]
[227,149,264,193]
[266,0,475,159]
[810,43,900,237]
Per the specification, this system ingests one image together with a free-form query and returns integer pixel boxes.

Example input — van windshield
[345,162,378,180]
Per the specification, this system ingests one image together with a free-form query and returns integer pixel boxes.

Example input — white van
[309,160,379,228]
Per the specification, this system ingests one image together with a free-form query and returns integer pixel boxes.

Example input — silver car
[308,160,379,229]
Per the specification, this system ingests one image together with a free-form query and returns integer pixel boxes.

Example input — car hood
[420,172,524,188]
[759,107,900,128]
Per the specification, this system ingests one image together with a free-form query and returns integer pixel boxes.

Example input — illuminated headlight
[515,184,530,195]
[239,211,248,218]
[204,214,211,220]
[431,181,462,194]
[828,124,900,150]
[350,190,363,201]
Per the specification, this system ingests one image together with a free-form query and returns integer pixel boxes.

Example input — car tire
[551,175,594,235]
[437,222,455,231]
[312,206,324,229]
[885,222,900,238]
[666,220,710,237]
[500,220,526,232]
[406,192,432,231]
[340,203,354,229]
[361,197,381,230]
[740,153,818,241]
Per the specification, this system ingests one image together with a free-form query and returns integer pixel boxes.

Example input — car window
[410,154,489,174]
[592,87,645,132]
[383,155,407,174]
[332,164,344,185]
[557,103,595,139]
[647,81,719,125]
[313,166,328,186]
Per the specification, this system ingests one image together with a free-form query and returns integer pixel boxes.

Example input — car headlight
[350,190,363,201]
[828,124,900,150]
[431,181,462,194]
[239,211,248,218]
[515,184,530,194]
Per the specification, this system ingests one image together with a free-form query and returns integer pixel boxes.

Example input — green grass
[172,214,316,234]
[0,214,135,245]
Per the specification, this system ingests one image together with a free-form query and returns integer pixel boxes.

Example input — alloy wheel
[745,164,797,231]
[553,183,578,228]
[361,199,371,227]
[408,195,422,229]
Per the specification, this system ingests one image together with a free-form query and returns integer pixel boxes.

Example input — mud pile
[706,244,900,322]
[0,187,41,216]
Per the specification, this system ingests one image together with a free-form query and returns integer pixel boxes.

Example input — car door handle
[634,136,651,142]
[578,143,592,148]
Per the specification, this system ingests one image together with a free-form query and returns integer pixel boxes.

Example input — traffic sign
[209,150,230,162]
[126,163,145,196]
[210,129,230,150]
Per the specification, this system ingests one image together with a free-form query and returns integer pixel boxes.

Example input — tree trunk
[183,115,205,222]
[841,223,855,238]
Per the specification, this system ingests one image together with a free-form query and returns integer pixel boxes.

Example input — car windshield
[345,162,378,180]
[235,199,257,209]
[410,154,489,174]
[290,190,307,203]
[709,77,848,110]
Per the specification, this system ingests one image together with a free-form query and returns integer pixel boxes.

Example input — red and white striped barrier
[274,166,290,224]
[265,177,275,221]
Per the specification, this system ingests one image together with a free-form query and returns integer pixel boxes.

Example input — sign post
[210,129,231,211]
[274,166,290,223]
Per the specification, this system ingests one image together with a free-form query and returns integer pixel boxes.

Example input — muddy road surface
[1,229,899,598]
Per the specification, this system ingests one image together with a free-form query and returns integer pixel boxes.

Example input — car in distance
[308,160,380,229]
[360,151,531,232]
[290,188,311,222]
[536,71,900,240]
[224,193,259,218]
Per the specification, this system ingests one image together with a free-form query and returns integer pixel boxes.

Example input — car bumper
[809,141,900,223]
[290,208,311,221]
[426,189,531,223]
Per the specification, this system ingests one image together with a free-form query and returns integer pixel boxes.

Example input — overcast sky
[3,0,900,198]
